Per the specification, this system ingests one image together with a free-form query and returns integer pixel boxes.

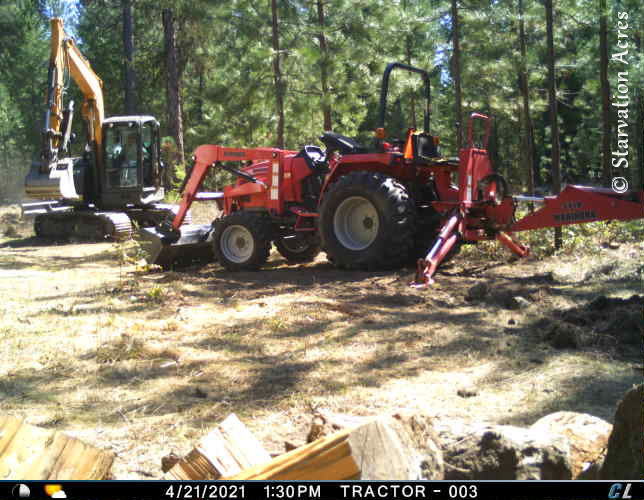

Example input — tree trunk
[31,81,40,155]
[197,62,205,123]
[403,0,416,130]
[1,130,8,182]
[599,0,611,186]
[122,0,137,115]
[489,112,501,173]
[271,0,285,148]
[406,39,417,130]
[451,0,463,151]
[162,8,185,183]
[316,0,332,132]
[517,0,535,206]
[545,0,562,248]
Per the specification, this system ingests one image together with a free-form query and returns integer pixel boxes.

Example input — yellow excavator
[23,18,187,240]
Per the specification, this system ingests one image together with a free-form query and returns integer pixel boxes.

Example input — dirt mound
[1,213,19,225]
[444,425,572,479]
[540,295,642,354]
[0,204,32,239]
[3,225,18,237]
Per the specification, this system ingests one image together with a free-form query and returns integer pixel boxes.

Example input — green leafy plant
[146,284,167,303]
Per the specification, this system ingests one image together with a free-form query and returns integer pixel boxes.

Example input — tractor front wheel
[213,211,272,271]
[319,171,416,270]
[274,235,321,263]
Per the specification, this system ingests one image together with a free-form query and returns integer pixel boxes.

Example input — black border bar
[2,480,643,500]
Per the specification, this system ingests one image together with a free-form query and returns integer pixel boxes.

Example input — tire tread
[319,171,416,270]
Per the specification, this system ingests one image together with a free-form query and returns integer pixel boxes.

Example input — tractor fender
[318,153,399,206]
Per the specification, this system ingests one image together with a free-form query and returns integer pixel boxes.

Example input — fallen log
[0,416,114,479]
[229,415,443,480]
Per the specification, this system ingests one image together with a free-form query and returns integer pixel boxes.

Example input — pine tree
[122,0,137,115]
[163,8,185,173]
[517,0,536,200]
[270,0,285,149]
[545,0,563,248]
[451,0,463,150]
[599,0,611,186]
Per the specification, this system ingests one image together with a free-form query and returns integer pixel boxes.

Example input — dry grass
[0,203,641,478]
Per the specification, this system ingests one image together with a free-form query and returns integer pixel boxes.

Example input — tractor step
[139,224,214,269]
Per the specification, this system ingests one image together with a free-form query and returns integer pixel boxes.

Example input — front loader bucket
[139,224,215,269]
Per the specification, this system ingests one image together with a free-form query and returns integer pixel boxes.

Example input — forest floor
[0,203,642,479]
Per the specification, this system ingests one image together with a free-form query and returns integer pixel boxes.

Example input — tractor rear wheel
[274,235,321,263]
[319,171,416,270]
[213,211,272,271]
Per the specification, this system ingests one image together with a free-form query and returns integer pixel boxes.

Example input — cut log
[305,410,444,479]
[0,416,114,479]
[230,416,443,480]
[165,413,271,480]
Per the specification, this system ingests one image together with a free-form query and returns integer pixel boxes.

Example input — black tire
[319,171,416,270]
[274,235,321,263]
[213,211,272,271]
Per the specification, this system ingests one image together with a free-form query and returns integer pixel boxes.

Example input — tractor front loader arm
[141,144,286,268]
[168,145,281,233]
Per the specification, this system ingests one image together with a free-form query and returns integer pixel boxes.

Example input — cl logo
[609,483,632,499]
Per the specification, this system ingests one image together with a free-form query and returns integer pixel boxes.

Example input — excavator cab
[101,116,164,208]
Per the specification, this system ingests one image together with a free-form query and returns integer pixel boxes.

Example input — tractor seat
[320,132,369,155]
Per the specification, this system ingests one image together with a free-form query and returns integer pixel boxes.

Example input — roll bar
[377,62,431,133]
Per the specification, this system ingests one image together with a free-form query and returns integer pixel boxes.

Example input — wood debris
[165,413,271,479]
[0,416,114,479]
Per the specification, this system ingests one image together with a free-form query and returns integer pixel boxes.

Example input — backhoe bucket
[139,224,215,269]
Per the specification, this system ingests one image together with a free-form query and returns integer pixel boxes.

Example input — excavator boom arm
[44,18,104,168]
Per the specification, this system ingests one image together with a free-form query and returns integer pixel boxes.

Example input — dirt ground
[1,203,642,479]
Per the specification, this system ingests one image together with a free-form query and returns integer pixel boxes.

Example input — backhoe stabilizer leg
[410,213,460,288]
[496,231,530,257]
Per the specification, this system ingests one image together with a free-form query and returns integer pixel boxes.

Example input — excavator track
[33,205,191,242]
[34,211,133,241]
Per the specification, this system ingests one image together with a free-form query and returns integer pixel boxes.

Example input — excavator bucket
[139,224,215,269]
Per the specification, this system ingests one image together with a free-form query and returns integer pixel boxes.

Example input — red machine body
[166,144,324,245]
[222,154,316,214]
[410,114,644,286]
[160,113,643,281]
[152,62,643,281]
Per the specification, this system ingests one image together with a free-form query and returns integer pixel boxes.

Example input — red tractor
[146,63,644,284]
